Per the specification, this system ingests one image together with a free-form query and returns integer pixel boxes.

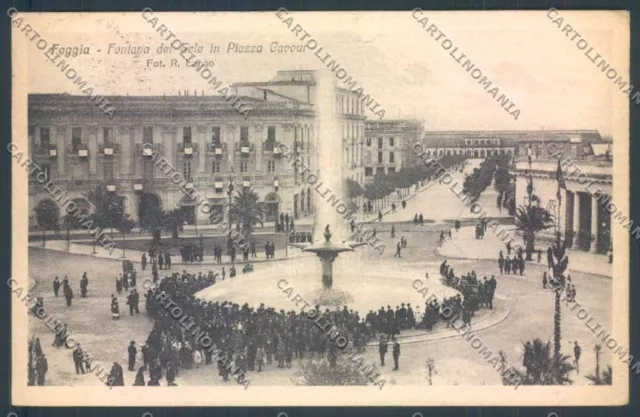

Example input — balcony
[208,142,227,157]
[236,142,254,156]
[33,144,58,158]
[263,141,283,156]
[178,142,199,156]
[67,144,89,158]
[99,143,121,156]
[136,143,162,157]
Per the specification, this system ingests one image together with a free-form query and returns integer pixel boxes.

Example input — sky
[18,10,629,136]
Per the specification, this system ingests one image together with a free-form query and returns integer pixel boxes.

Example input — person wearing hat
[128,341,137,371]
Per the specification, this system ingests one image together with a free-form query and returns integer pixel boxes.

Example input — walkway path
[438,225,612,277]
[34,239,303,266]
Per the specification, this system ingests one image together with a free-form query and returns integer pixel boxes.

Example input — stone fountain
[291,224,364,290]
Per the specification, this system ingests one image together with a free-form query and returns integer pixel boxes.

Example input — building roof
[422,130,605,147]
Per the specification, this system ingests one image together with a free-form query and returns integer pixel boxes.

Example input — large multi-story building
[27,70,366,228]
[364,119,424,182]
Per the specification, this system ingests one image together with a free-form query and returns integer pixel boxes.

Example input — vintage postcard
[11,10,630,406]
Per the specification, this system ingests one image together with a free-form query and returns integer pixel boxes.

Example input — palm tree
[586,345,612,385]
[229,188,266,241]
[586,365,612,385]
[548,232,570,357]
[500,339,574,386]
[34,200,60,247]
[514,205,554,260]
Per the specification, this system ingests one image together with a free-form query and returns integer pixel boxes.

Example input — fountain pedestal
[318,252,338,289]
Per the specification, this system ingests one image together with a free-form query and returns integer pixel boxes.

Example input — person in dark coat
[127,291,136,316]
[128,341,137,371]
[542,272,548,289]
[73,344,85,374]
[36,354,48,386]
[107,362,124,386]
[80,272,89,298]
[378,335,388,366]
[63,281,73,306]
[53,276,60,297]
[498,252,504,275]
[141,253,147,271]
[166,362,177,386]
[133,367,145,386]
[116,275,123,294]
[158,253,164,270]
[392,338,401,371]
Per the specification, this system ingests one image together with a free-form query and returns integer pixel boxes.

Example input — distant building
[364,119,424,182]
[510,130,612,254]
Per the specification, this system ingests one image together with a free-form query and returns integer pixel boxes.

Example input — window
[183,160,192,180]
[183,127,192,144]
[389,137,394,147]
[377,152,383,164]
[267,160,276,173]
[267,126,276,143]
[212,160,221,173]
[366,137,372,146]
[212,126,221,144]
[389,152,395,163]
[71,128,82,152]
[103,162,114,181]
[40,128,50,147]
[388,167,396,174]
[376,167,385,175]
[378,137,383,149]
[42,164,51,181]
[240,160,248,173]
[103,127,113,145]
[240,126,249,143]
[365,167,373,176]
[72,164,84,180]
[143,127,153,143]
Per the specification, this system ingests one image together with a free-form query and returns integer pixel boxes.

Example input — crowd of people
[276,213,295,234]
[27,336,48,386]
[137,271,381,386]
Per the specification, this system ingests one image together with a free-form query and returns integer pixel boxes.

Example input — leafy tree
[514,205,554,260]
[499,339,574,386]
[229,188,266,240]
[345,178,364,200]
[34,199,60,246]
[292,357,373,386]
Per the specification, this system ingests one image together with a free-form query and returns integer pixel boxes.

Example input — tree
[84,185,121,253]
[548,232,570,358]
[514,205,554,260]
[229,188,266,240]
[292,357,372,386]
[499,339,574,386]
[34,200,60,247]
[117,213,137,258]
[345,178,364,200]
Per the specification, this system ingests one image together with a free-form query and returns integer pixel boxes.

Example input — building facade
[511,131,612,253]
[420,130,606,159]
[364,119,424,182]
[28,70,366,228]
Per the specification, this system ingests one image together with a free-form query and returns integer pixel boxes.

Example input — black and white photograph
[10,9,630,406]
